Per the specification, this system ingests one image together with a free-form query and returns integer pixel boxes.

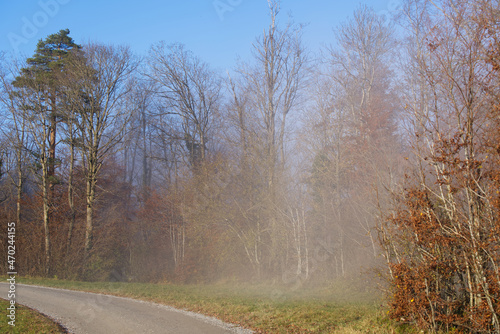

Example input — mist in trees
[2,0,500,331]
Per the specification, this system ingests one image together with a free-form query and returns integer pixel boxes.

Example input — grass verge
[0,298,66,333]
[15,277,409,333]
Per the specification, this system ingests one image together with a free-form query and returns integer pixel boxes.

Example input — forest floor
[7,276,420,333]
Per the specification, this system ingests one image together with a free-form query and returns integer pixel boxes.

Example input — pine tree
[13,28,80,191]
[12,29,80,277]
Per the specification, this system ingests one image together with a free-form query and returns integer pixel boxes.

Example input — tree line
[1,0,500,331]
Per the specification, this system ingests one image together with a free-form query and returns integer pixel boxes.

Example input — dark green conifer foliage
[13,29,80,188]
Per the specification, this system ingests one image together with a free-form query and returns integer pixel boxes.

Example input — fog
[0,1,398,296]
[5,1,500,332]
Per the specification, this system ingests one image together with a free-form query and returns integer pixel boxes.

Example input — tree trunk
[141,109,151,199]
[16,160,22,227]
[42,157,51,277]
[48,99,57,195]
[85,174,95,255]
[67,133,75,253]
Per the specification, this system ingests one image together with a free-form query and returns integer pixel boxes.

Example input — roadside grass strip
[0,297,66,333]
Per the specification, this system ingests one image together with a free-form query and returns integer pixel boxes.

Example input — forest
[1,0,500,332]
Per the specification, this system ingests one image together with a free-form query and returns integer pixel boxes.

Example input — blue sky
[0,0,399,71]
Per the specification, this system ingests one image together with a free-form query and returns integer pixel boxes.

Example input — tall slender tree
[228,0,308,278]
[10,30,79,276]
[63,42,137,260]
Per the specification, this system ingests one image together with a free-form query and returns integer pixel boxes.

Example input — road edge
[13,283,254,334]
[0,296,69,333]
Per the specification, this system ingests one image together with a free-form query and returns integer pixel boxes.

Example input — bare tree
[120,80,158,203]
[329,5,396,138]
[303,76,351,277]
[0,56,28,226]
[12,68,53,276]
[226,0,308,278]
[242,0,306,188]
[146,43,221,170]
[60,91,77,253]
[292,5,401,281]
[63,43,137,257]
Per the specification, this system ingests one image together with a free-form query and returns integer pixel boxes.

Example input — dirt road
[0,283,253,334]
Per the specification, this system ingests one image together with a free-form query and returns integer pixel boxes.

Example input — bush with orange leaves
[378,0,500,332]
[380,176,500,331]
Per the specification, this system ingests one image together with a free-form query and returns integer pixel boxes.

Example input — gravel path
[0,283,254,334]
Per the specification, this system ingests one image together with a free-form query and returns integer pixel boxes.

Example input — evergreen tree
[11,29,80,276]
[13,28,80,190]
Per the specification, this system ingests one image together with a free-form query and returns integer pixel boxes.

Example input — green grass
[15,276,410,333]
[0,298,66,333]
